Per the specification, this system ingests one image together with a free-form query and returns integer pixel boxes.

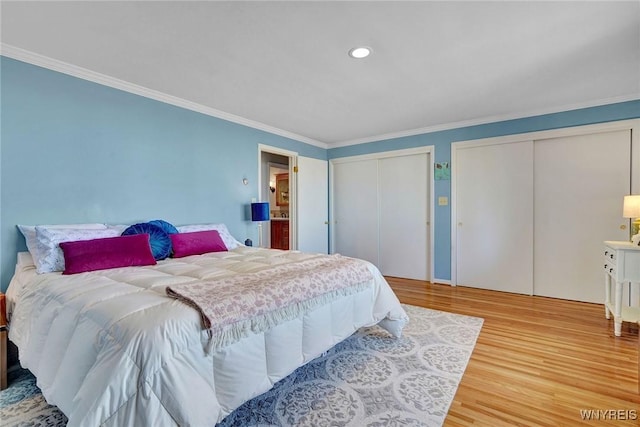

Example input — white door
[534,130,631,303]
[456,141,534,294]
[379,154,429,280]
[332,159,379,266]
[297,156,329,254]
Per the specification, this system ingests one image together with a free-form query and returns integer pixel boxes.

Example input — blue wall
[328,100,640,281]
[1,55,638,291]
[0,57,325,291]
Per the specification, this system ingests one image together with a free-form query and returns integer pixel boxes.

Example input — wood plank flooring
[386,277,640,426]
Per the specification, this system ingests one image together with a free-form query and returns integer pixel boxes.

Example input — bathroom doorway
[268,161,289,249]
[258,145,297,249]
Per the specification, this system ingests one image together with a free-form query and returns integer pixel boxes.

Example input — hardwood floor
[386,277,640,426]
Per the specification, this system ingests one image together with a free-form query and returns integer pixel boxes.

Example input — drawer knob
[609,268,614,273]
[610,254,614,259]
[605,251,609,256]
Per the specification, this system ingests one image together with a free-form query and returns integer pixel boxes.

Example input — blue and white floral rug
[0,305,483,426]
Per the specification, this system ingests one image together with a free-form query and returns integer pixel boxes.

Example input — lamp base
[632,217,640,246]
[632,218,640,238]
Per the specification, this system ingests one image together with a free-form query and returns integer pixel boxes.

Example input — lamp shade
[623,195,640,218]
[251,202,270,222]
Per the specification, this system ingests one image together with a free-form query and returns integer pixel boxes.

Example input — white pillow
[18,223,108,261]
[105,224,130,234]
[16,251,35,268]
[176,223,242,249]
[33,226,120,274]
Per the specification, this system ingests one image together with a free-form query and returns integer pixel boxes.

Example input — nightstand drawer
[604,248,616,262]
[604,262,616,277]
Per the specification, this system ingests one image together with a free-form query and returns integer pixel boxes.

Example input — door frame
[451,119,640,285]
[258,144,298,250]
[329,146,435,282]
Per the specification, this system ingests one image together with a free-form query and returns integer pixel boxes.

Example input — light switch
[438,196,448,206]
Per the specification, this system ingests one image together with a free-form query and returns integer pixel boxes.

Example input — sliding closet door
[456,141,534,294]
[534,130,631,303]
[332,160,379,265]
[379,154,429,280]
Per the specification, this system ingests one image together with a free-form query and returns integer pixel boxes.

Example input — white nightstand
[604,241,640,336]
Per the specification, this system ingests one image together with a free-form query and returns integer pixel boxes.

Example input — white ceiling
[2,1,639,148]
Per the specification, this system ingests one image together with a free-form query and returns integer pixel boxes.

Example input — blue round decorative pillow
[122,222,171,260]
[148,219,178,235]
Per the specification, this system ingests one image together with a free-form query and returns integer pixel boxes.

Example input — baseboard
[432,278,452,285]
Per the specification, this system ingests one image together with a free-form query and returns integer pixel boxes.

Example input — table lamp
[251,202,270,247]
[623,195,640,241]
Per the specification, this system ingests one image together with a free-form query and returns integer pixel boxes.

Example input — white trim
[632,123,640,196]
[450,144,458,286]
[1,43,327,150]
[330,95,640,148]
[450,118,640,286]
[6,44,636,152]
[257,144,298,159]
[452,119,640,150]
[329,145,435,283]
[289,156,298,251]
[329,146,432,164]
[428,149,435,284]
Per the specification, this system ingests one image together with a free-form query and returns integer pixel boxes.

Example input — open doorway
[267,160,288,249]
[258,145,298,250]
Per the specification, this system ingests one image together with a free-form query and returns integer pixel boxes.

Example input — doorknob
[458,222,463,226]
[620,224,627,230]
[324,221,329,225]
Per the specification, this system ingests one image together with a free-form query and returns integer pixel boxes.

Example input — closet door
[456,141,534,294]
[379,154,429,280]
[332,160,379,265]
[534,130,631,303]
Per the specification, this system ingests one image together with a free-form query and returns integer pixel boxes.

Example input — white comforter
[7,247,408,426]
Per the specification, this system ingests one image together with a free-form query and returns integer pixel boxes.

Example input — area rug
[0,304,483,426]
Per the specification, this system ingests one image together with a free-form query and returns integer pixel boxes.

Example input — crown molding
[3,44,637,152]
[0,43,328,150]
[329,93,640,149]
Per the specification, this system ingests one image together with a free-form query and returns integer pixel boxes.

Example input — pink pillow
[170,230,228,258]
[60,234,157,275]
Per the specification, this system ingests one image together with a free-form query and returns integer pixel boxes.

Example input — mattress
[6,247,408,426]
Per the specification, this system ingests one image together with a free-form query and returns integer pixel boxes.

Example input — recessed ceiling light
[348,47,372,59]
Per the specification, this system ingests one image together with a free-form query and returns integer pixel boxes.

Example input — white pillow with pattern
[33,226,121,274]
[18,223,108,262]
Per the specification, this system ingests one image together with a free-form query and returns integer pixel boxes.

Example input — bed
[5,224,408,426]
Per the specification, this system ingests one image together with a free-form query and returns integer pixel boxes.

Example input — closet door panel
[332,160,379,266]
[534,130,631,303]
[379,154,429,280]
[456,141,534,294]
